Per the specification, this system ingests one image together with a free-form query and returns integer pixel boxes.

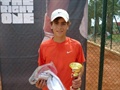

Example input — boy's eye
[62,23,66,25]
[54,22,67,25]
[54,22,58,24]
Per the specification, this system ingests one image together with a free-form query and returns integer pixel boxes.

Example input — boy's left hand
[71,74,82,89]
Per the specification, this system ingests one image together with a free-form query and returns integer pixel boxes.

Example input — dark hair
[50,17,71,25]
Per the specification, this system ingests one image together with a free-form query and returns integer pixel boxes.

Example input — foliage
[112,34,120,42]
[88,0,120,38]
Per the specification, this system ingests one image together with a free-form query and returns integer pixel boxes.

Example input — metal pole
[98,0,107,90]
[94,0,97,42]
[110,0,114,49]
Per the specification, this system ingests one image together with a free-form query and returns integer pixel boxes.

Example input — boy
[36,9,85,90]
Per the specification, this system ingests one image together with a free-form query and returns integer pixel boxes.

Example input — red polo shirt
[38,37,85,90]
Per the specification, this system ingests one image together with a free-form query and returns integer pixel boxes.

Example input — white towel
[29,62,66,90]
[42,70,66,90]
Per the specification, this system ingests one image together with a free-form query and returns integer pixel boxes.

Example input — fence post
[110,0,114,49]
[94,0,97,42]
[98,0,108,90]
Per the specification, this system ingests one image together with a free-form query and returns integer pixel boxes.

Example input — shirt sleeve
[76,43,86,64]
[38,45,46,66]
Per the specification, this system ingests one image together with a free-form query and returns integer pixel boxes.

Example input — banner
[0,0,87,90]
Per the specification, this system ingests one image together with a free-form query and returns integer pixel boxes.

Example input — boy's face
[51,17,69,38]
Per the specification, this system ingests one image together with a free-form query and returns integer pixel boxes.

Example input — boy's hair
[50,17,71,25]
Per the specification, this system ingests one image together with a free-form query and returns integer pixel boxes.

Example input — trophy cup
[69,62,82,90]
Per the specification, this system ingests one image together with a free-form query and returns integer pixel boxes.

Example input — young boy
[36,9,85,90]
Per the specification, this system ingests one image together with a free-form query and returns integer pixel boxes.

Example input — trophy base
[70,86,80,90]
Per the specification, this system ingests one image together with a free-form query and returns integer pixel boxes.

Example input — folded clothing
[29,62,66,90]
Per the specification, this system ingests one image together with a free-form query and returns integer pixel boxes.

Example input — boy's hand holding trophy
[69,62,83,90]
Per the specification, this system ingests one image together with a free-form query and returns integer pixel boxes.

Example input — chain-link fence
[86,0,120,90]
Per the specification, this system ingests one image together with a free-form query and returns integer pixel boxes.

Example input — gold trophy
[69,62,82,90]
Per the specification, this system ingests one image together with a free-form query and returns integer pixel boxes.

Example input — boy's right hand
[35,78,47,89]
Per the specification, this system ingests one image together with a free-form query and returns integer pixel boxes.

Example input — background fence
[86,0,120,90]
[88,0,120,53]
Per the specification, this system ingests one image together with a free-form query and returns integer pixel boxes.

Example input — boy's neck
[53,37,66,43]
